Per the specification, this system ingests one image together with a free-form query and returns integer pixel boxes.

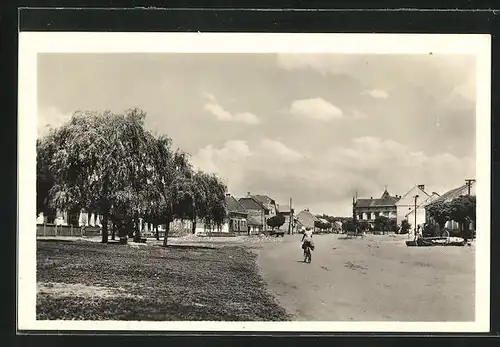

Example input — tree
[358,221,370,232]
[36,137,57,223]
[374,215,389,234]
[314,219,331,232]
[427,200,454,231]
[449,195,476,243]
[400,220,411,234]
[44,108,156,243]
[267,214,286,230]
[342,218,356,233]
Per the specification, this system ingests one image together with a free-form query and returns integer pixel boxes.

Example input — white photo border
[18,32,491,333]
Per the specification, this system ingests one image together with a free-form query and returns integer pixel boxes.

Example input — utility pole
[288,197,293,235]
[465,179,476,196]
[413,194,419,240]
[353,192,357,232]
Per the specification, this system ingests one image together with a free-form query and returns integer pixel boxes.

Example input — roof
[296,210,320,228]
[428,182,475,206]
[225,195,247,213]
[356,196,398,208]
[396,185,431,205]
[277,203,291,213]
[252,194,275,206]
[355,189,400,208]
[238,196,269,211]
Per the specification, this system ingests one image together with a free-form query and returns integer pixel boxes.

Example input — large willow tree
[40,108,155,243]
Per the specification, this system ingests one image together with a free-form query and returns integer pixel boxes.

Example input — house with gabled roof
[238,192,276,233]
[395,184,433,227]
[354,189,400,228]
[404,191,441,229]
[295,208,320,231]
[425,180,476,232]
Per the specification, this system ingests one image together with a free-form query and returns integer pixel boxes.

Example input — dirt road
[256,233,475,321]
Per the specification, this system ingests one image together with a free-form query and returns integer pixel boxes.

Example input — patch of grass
[36,240,290,321]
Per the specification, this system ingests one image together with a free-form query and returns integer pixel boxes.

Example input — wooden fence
[36,224,103,237]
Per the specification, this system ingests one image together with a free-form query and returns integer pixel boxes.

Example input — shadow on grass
[37,239,75,243]
[161,244,218,250]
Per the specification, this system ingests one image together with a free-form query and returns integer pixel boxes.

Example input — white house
[395,184,432,226]
[405,192,441,229]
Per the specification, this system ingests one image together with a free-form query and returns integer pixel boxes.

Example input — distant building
[354,189,400,228]
[276,202,294,232]
[223,194,248,233]
[295,209,320,231]
[395,184,437,227]
[194,193,249,234]
[238,192,277,233]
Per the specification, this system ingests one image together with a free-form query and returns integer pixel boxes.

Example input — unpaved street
[256,233,475,321]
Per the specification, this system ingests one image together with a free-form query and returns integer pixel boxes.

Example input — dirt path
[256,233,475,321]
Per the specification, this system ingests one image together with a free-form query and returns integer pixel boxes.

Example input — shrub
[400,220,411,234]
[267,214,286,230]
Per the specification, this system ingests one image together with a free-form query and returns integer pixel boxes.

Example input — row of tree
[426,195,476,242]
[37,108,229,245]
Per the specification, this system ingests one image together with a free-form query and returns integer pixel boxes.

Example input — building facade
[295,209,319,232]
[354,189,399,227]
[238,193,277,233]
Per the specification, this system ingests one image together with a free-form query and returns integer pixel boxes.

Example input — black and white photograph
[18,33,490,332]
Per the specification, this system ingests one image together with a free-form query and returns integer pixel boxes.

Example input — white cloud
[187,136,474,216]
[260,139,304,162]
[288,98,343,121]
[37,107,73,138]
[203,93,261,125]
[350,110,369,119]
[234,112,261,125]
[362,89,389,99]
[326,136,475,197]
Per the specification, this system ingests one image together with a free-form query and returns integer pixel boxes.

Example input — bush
[400,220,411,234]
[422,223,440,237]
[267,214,286,230]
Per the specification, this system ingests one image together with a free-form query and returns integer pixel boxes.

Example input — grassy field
[36,239,290,321]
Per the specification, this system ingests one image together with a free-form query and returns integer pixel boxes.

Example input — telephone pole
[288,197,293,235]
[465,179,476,196]
[413,194,419,240]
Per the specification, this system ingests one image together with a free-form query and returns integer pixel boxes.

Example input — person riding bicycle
[301,226,314,251]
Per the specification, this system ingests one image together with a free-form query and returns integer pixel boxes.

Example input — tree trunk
[111,221,116,240]
[101,212,109,243]
[134,219,141,242]
[163,215,172,247]
[463,222,469,245]
[191,214,197,234]
[155,224,159,240]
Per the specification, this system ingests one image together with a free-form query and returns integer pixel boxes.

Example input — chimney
[418,184,425,191]
[370,197,373,199]
[226,193,231,197]
[247,192,251,196]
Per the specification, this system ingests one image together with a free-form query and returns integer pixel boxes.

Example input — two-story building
[238,193,277,233]
[354,189,400,228]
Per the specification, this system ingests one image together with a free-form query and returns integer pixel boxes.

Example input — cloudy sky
[38,53,476,215]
